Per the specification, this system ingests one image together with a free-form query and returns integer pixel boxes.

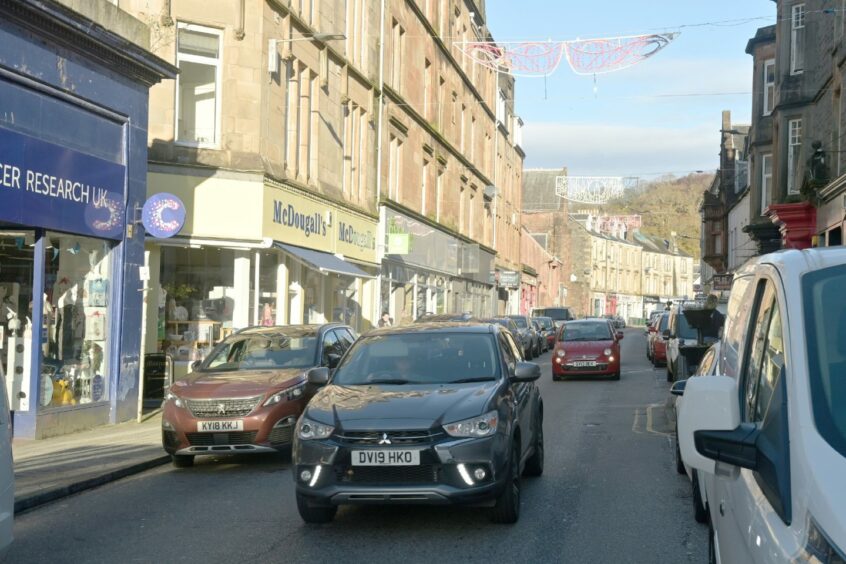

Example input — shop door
[0,228,35,412]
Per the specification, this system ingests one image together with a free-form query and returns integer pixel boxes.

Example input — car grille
[268,425,294,446]
[334,430,443,446]
[338,465,439,484]
[186,431,258,446]
[185,396,262,418]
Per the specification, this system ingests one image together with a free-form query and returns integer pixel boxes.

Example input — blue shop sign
[142,192,186,238]
[0,125,126,239]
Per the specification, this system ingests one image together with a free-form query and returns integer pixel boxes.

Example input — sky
[485,0,776,178]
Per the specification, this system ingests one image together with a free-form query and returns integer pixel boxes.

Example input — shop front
[0,1,175,438]
[381,207,494,323]
[144,175,379,382]
[520,269,538,316]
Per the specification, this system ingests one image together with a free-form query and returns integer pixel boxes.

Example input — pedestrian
[378,311,393,328]
[702,294,725,340]
[260,303,274,326]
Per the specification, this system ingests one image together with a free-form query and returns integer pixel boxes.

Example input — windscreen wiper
[451,377,496,383]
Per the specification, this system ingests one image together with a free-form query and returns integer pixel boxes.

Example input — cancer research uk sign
[0,126,126,239]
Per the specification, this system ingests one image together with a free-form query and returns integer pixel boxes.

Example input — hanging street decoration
[454,33,679,77]
[555,176,640,205]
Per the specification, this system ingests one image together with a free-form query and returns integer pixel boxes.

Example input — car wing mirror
[307,366,330,387]
[190,360,202,371]
[677,375,741,476]
[511,361,541,382]
[670,379,687,396]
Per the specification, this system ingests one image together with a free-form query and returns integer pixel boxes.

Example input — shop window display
[41,233,113,409]
[0,230,35,410]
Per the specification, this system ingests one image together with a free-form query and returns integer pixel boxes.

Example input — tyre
[523,413,544,477]
[552,374,562,382]
[296,492,338,524]
[171,454,194,468]
[612,370,620,381]
[692,470,708,524]
[675,432,685,474]
[490,442,521,524]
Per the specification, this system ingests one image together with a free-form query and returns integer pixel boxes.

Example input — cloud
[523,122,719,176]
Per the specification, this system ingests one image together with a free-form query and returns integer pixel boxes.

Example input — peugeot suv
[292,322,543,524]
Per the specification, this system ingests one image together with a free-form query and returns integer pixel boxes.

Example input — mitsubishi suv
[292,322,544,524]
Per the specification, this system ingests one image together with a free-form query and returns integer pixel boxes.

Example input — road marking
[632,408,642,434]
[646,403,672,437]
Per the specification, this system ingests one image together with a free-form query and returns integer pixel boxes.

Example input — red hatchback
[552,319,622,380]
[649,313,670,366]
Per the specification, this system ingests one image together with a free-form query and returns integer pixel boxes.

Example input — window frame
[763,58,775,115]
[761,153,773,215]
[790,4,806,75]
[174,22,224,149]
[787,118,802,195]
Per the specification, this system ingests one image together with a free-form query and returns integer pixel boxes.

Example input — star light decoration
[453,33,679,77]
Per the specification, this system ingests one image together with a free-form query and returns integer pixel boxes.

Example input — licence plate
[572,361,597,367]
[197,420,244,432]
[351,449,420,466]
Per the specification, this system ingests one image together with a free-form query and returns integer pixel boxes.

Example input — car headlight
[263,382,306,407]
[800,518,846,563]
[164,391,186,409]
[604,348,612,356]
[556,349,566,358]
[443,410,498,438]
[296,417,334,440]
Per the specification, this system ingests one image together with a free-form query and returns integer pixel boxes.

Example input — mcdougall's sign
[263,186,378,264]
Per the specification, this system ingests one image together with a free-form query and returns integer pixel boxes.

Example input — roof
[745,25,776,55]
[522,169,567,211]
[366,322,498,335]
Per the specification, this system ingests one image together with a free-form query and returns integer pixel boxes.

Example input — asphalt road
[6,328,708,564]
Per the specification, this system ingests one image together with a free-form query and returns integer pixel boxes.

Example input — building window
[468,189,475,239]
[787,118,802,194]
[435,167,444,222]
[761,153,773,215]
[342,102,368,202]
[763,59,775,115]
[346,0,367,69]
[391,20,405,91]
[421,159,429,216]
[469,115,476,161]
[459,185,466,232]
[791,4,805,75]
[460,104,466,152]
[286,61,317,182]
[496,89,506,125]
[175,23,222,147]
[423,59,432,120]
[388,134,403,201]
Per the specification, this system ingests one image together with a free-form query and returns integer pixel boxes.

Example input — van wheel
[692,471,708,524]
[171,454,194,468]
[490,442,521,524]
[296,493,337,524]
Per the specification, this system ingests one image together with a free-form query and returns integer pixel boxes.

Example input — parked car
[530,319,547,353]
[648,313,670,366]
[552,319,623,381]
[161,324,356,467]
[481,317,523,351]
[670,342,720,525]
[645,310,662,335]
[507,315,538,359]
[414,312,476,323]
[531,307,574,329]
[679,248,846,563]
[292,322,543,524]
[664,302,721,382]
[0,363,13,557]
[534,316,556,350]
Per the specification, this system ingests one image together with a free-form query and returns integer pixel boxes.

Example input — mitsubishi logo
[377,432,392,445]
[216,403,226,415]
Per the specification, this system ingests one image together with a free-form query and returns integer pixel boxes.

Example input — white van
[679,248,846,563]
[0,363,12,557]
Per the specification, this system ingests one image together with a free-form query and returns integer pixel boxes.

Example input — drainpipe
[235,0,246,40]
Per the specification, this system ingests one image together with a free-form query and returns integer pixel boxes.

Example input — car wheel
[171,454,194,468]
[552,374,562,382]
[675,430,685,474]
[490,441,521,524]
[612,370,620,381]
[523,413,544,477]
[692,470,708,524]
[296,492,338,524]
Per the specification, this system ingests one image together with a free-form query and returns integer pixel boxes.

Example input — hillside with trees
[600,173,713,259]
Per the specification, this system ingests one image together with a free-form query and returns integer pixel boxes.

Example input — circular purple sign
[142,193,186,238]
[84,196,124,239]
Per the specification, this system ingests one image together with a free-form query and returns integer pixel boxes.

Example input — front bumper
[552,357,619,376]
[162,398,307,456]
[293,433,509,506]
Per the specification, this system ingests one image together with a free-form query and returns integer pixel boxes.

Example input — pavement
[11,410,169,514]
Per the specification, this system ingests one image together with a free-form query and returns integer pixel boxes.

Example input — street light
[267,33,347,72]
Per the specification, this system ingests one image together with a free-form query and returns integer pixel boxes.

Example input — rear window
[675,312,698,340]
[803,264,846,457]
[510,317,528,328]
[535,308,572,321]
[560,322,612,342]
[659,314,669,332]
[333,333,499,385]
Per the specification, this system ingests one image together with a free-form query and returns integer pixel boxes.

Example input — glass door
[0,228,35,411]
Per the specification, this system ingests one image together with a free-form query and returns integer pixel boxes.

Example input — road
[6,328,708,564]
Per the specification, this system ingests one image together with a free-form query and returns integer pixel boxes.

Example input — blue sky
[485,0,776,177]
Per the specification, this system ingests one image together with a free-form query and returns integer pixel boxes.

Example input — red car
[162,324,356,467]
[648,313,670,366]
[552,319,623,381]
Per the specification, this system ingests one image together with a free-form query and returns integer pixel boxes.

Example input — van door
[712,276,793,564]
[0,364,14,555]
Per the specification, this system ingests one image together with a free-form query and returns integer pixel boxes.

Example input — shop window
[41,233,114,410]
[176,23,222,147]
[1,230,35,410]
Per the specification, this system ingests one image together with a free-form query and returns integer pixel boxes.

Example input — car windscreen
[803,264,846,457]
[559,322,612,342]
[202,333,318,371]
[332,333,499,385]
[510,317,528,328]
[675,313,698,340]
[659,314,669,332]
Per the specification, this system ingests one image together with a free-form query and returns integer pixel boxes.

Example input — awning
[274,243,375,278]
